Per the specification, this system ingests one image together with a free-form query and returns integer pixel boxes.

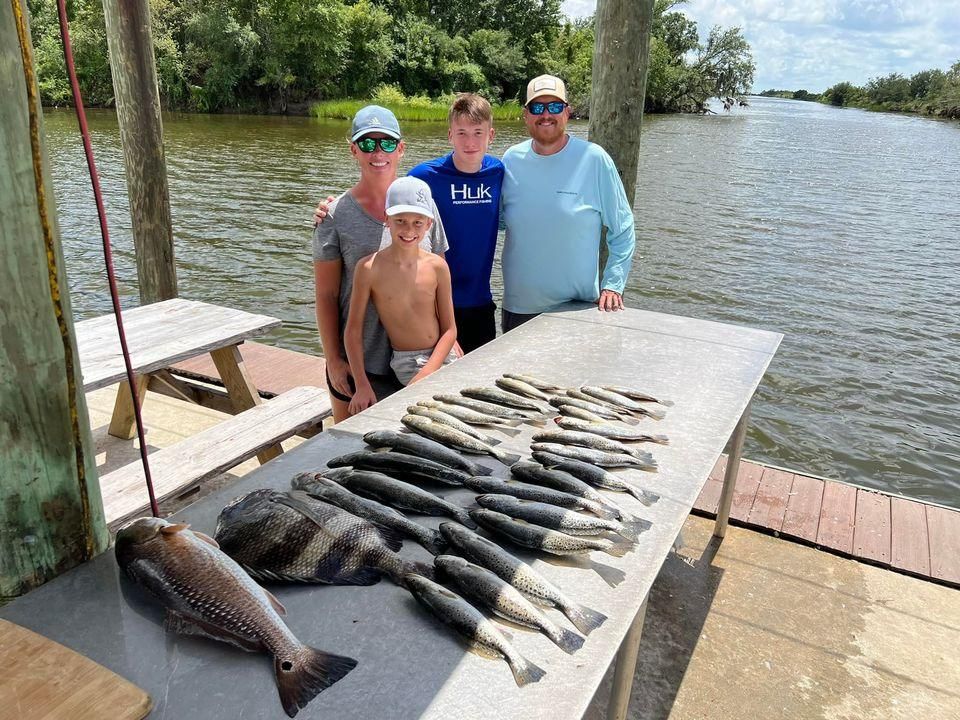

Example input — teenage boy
[406,94,503,352]
[344,177,457,415]
[316,93,503,353]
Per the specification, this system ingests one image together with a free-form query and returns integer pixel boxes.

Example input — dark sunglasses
[356,136,399,153]
[527,101,567,115]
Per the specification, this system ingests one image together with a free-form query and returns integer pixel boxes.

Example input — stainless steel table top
[2,304,781,719]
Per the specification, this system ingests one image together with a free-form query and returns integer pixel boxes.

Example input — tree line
[759,61,960,120]
[28,0,754,115]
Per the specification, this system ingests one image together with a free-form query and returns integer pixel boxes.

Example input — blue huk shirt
[408,153,504,308]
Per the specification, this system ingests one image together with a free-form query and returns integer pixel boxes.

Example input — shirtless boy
[344,177,457,414]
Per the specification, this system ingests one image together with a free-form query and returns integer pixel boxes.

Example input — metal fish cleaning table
[0,304,781,720]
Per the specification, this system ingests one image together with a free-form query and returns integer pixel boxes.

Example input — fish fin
[373,525,405,553]
[275,646,358,718]
[467,643,502,661]
[456,510,479,530]
[368,446,393,453]
[192,530,220,548]
[565,603,607,635]
[551,626,585,655]
[263,588,287,616]
[317,563,384,587]
[164,610,263,653]
[508,655,546,687]
[591,558,627,587]
[601,541,633,558]
[160,523,190,535]
[493,450,522,466]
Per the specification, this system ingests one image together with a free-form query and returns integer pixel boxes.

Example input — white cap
[385,177,434,219]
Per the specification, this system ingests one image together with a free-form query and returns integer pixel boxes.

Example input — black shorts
[454,301,497,354]
[325,368,402,403]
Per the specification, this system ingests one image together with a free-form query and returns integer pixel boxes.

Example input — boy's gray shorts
[389,347,457,385]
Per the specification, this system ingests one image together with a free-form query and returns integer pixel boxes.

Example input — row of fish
[114,375,671,714]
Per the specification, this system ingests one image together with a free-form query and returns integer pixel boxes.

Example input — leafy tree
[864,72,910,106]
[338,0,394,98]
[908,69,945,100]
[467,29,525,99]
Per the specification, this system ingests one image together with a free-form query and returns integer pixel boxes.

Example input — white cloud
[561,0,960,91]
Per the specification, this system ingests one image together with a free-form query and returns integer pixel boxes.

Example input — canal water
[42,97,960,508]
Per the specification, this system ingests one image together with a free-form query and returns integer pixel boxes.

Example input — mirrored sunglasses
[528,101,567,115]
[356,136,399,153]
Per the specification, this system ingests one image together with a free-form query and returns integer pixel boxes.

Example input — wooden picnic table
[76,298,282,459]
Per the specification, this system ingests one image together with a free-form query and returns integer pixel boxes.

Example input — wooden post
[101,0,177,303]
[588,0,656,204]
[1,0,109,599]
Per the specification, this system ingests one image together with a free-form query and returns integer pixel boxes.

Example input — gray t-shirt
[313,192,448,375]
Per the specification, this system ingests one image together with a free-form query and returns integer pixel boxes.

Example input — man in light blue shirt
[501,74,636,331]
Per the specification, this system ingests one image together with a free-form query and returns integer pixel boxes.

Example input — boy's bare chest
[371,265,436,309]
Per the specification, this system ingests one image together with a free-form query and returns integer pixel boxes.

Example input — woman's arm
[409,259,457,384]
[314,259,351,394]
[344,257,378,413]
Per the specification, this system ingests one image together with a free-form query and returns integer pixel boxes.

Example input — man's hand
[326,357,353,396]
[348,384,377,415]
[313,195,336,226]
[598,289,624,312]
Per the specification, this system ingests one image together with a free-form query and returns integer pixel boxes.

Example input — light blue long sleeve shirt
[501,136,636,314]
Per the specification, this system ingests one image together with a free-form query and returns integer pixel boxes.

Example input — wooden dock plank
[172,341,327,397]
[853,490,891,564]
[781,473,824,543]
[816,481,857,554]
[747,466,794,532]
[926,504,960,585]
[729,460,765,523]
[693,455,726,514]
[890,497,930,576]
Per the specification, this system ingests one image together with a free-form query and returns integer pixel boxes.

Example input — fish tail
[501,418,524,427]
[456,509,479,530]
[620,415,641,426]
[493,449,522,466]
[649,434,670,444]
[625,484,653,505]
[641,407,667,421]
[494,425,522,437]
[508,653,547,687]
[423,529,448,556]
[388,558,435,586]
[276,646,357,718]
[618,519,651,542]
[549,625,585,654]
[483,435,503,446]
[564,603,607,635]
[603,540,634,558]
[524,417,549,428]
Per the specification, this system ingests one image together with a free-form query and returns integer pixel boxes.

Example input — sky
[560,1,960,92]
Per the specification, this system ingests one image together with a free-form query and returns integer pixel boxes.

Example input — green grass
[310,93,522,122]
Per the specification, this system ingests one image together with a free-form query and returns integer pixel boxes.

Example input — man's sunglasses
[527,101,567,115]
[355,136,399,153]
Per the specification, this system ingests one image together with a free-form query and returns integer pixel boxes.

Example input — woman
[313,105,448,422]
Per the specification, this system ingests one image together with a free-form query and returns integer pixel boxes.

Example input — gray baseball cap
[385,177,434,219]
[350,105,401,142]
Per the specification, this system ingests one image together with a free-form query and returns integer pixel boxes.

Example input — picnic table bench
[75,298,332,524]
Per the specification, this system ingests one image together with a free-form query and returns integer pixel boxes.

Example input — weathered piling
[101,0,178,303]
[589,0,655,204]
[1,0,108,599]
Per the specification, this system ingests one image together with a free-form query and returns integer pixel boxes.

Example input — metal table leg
[606,595,648,720]
[714,399,752,538]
